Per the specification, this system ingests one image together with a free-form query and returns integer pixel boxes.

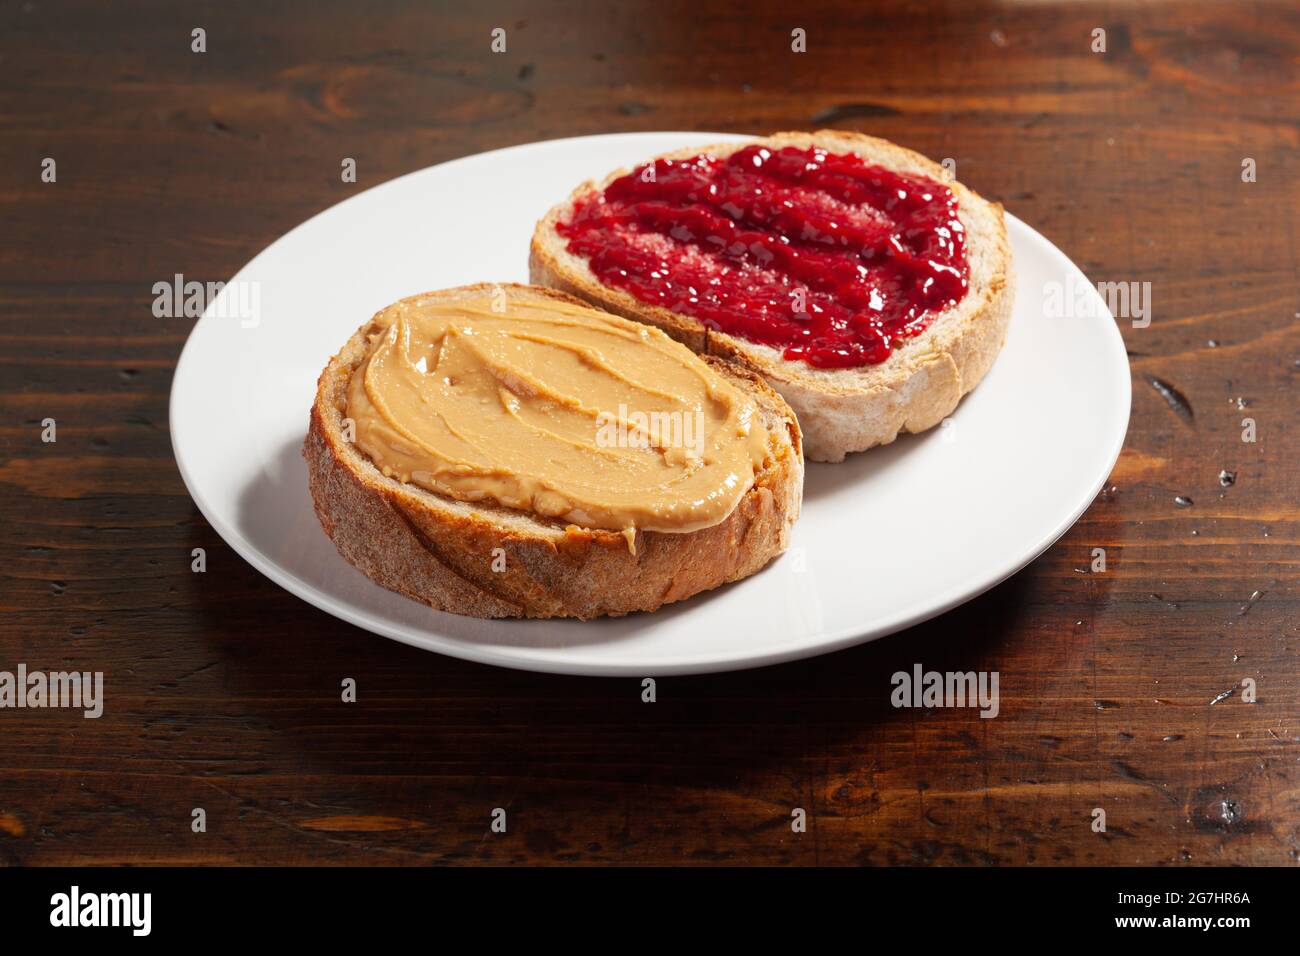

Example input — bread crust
[529,130,1015,462]
[303,283,803,620]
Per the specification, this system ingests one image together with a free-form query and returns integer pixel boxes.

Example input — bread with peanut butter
[530,130,1015,462]
[303,283,802,620]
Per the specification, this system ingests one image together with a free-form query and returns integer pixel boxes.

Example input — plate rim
[169,132,1132,676]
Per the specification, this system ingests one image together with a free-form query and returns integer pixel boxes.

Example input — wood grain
[1,0,1297,866]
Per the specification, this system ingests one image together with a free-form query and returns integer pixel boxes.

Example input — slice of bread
[303,284,803,620]
[530,130,1015,462]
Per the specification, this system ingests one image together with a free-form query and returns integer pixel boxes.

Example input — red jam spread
[556,145,969,368]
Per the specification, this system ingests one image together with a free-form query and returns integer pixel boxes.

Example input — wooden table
[2,0,1296,866]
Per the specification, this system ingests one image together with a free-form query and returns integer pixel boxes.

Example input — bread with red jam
[530,130,1014,462]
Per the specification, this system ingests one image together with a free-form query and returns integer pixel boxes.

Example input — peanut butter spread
[345,292,778,545]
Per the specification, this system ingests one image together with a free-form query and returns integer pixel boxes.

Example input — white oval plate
[171,132,1130,676]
